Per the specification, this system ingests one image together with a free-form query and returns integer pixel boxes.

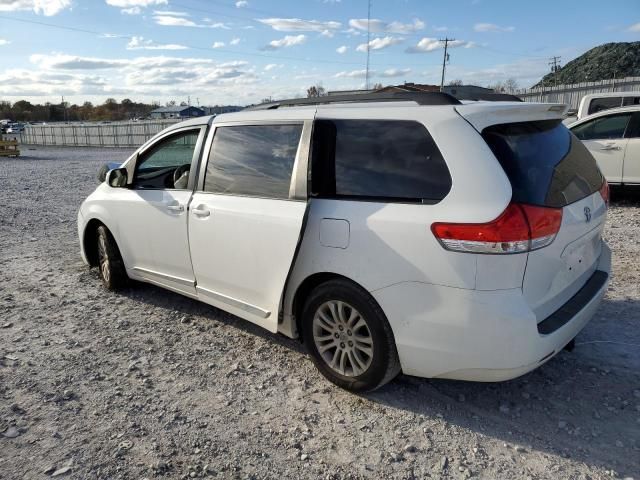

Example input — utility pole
[548,56,561,88]
[365,0,372,90]
[439,38,454,91]
[61,95,67,122]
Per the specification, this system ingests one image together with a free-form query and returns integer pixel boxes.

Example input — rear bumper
[372,241,611,381]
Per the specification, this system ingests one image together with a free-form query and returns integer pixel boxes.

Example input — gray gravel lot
[1,145,639,480]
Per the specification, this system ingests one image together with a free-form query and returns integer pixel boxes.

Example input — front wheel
[301,279,401,392]
[96,225,127,290]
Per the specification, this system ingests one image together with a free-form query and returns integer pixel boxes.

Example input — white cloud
[261,34,306,51]
[0,0,72,16]
[320,29,334,38]
[628,22,640,32]
[473,23,515,32]
[106,0,167,7]
[153,14,199,27]
[30,54,127,70]
[406,37,474,53]
[212,41,225,49]
[235,0,248,7]
[258,18,341,32]
[336,45,348,54]
[264,63,280,71]
[0,38,11,46]
[356,36,402,52]
[121,7,140,14]
[2,52,302,104]
[209,22,231,29]
[229,37,241,45]
[127,36,188,50]
[379,68,411,78]
[152,10,189,16]
[24,53,258,94]
[335,69,370,78]
[348,18,424,34]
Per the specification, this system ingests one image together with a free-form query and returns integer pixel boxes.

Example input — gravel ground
[1,145,639,480]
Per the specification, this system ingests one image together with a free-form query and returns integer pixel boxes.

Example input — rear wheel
[96,225,127,290]
[302,279,401,392]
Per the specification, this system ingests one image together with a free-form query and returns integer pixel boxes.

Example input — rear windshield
[482,120,603,208]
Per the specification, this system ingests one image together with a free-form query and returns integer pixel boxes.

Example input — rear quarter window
[311,119,452,203]
[482,120,603,208]
[588,97,622,115]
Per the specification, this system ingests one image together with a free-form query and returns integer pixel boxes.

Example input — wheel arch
[82,217,122,268]
[288,272,375,342]
[83,218,105,267]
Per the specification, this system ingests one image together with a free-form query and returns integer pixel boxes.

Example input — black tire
[96,225,127,290]
[301,279,401,392]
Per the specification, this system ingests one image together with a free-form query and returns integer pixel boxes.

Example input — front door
[189,119,312,332]
[113,126,206,295]
[622,112,640,184]
[571,111,633,184]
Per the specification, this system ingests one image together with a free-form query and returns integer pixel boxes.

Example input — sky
[0,0,638,106]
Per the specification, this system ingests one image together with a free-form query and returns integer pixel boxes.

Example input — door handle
[600,144,621,151]
[166,204,184,213]
[192,206,211,217]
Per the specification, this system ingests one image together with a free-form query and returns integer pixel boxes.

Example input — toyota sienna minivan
[78,92,611,392]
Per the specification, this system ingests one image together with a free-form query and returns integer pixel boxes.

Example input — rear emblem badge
[584,206,592,223]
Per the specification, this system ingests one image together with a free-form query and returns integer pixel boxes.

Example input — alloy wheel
[312,300,374,377]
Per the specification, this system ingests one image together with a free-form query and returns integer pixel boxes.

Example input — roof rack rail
[247,91,461,110]
[453,92,523,102]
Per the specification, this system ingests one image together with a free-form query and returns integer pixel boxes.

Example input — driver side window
[132,129,200,190]
[572,113,631,141]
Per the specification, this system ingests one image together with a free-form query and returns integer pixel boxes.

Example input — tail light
[599,180,609,207]
[431,203,563,254]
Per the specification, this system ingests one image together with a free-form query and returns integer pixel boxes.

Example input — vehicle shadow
[114,273,639,476]
[116,279,307,356]
[366,297,640,477]
[610,185,640,206]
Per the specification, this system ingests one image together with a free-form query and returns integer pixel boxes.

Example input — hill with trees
[535,41,640,87]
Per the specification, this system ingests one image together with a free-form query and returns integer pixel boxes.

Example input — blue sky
[0,0,638,105]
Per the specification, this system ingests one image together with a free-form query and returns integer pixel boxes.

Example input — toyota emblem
[584,206,592,223]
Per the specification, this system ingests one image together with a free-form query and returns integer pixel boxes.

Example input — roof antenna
[365,0,371,90]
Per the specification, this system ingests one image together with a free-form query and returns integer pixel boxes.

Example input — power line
[439,37,454,90]
[0,14,440,69]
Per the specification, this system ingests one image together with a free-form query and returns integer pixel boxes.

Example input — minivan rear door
[478,117,607,322]
[188,114,314,332]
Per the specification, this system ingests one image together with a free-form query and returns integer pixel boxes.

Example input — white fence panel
[517,76,640,110]
[20,120,180,147]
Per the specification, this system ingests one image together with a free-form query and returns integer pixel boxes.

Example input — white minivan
[78,92,611,392]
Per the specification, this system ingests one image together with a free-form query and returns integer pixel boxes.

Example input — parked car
[78,92,611,392]
[6,123,25,134]
[568,105,640,185]
[576,92,640,120]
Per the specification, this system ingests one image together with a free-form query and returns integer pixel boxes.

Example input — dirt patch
[1,146,639,479]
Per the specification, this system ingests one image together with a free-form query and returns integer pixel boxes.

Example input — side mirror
[106,167,128,188]
[98,162,123,183]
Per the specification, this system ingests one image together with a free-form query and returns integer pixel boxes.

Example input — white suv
[78,92,611,392]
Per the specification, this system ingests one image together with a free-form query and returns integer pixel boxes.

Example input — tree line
[0,98,159,123]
